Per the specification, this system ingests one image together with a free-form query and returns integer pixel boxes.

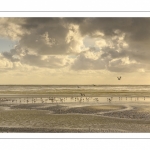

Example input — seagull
[117,76,121,80]
[108,98,112,103]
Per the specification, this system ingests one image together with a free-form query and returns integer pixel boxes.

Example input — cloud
[21,54,71,68]
[107,57,142,72]
[79,18,150,65]
[0,18,28,40]
[18,18,84,55]
[1,18,150,73]
[1,48,72,69]
[0,18,84,55]
[0,18,85,69]
[71,49,106,70]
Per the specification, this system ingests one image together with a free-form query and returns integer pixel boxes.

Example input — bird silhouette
[108,98,112,103]
[117,76,121,80]
[80,93,85,96]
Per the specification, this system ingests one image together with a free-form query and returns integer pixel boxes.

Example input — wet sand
[0,95,150,132]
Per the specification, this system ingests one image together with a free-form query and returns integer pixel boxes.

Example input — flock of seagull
[107,96,146,102]
[0,94,147,104]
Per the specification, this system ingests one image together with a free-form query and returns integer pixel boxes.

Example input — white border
[0,12,150,17]
[0,0,150,12]
[0,133,150,139]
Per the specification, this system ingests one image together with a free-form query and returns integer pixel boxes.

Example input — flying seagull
[117,76,121,80]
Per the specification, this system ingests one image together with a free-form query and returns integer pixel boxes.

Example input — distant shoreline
[0,92,149,97]
[0,84,149,86]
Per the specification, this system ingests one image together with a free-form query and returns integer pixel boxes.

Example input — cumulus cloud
[18,18,84,55]
[0,18,85,69]
[1,48,72,69]
[1,17,150,73]
[21,54,72,68]
[79,18,150,64]
[71,48,106,70]
[0,18,28,40]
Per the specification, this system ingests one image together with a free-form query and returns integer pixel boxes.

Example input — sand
[0,95,150,132]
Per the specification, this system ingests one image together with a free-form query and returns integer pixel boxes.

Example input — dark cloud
[70,49,140,72]
[21,54,68,68]
[71,50,106,70]
[107,58,142,72]
[19,18,83,55]
[79,18,150,72]
[1,18,150,73]
[79,18,150,62]
[2,50,20,62]
[79,18,150,38]
[2,50,69,68]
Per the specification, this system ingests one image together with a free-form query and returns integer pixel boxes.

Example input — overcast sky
[0,17,150,85]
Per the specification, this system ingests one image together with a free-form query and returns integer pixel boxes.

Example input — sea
[0,85,150,103]
[0,85,149,92]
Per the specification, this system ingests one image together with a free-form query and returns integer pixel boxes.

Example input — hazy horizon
[0,84,149,86]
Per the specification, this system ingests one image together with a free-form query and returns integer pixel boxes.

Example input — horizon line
[0,84,149,86]
[1,11,150,12]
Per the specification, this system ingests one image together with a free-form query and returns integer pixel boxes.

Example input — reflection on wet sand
[0,96,150,132]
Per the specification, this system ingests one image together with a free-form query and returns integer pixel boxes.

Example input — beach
[0,87,150,133]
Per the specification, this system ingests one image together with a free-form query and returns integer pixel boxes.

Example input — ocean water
[0,85,149,92]
[0,85,150,103]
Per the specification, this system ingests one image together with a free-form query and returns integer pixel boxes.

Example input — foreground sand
[0,95,150,132]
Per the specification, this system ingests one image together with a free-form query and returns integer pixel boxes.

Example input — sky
[0,17,150,85]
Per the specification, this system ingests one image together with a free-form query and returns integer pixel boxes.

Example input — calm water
[0,85,150,103]
[0,85,149,92]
